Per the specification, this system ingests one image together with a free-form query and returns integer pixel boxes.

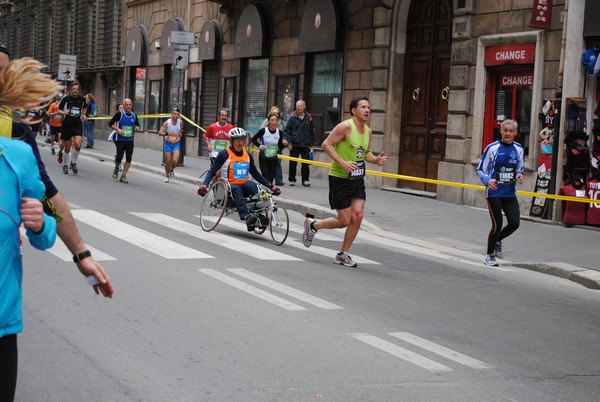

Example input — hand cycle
[199,177,289,245]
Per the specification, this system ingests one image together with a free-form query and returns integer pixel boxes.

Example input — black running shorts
[328,175,366,210]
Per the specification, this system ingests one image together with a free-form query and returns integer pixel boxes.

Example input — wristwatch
[72,250,92,263]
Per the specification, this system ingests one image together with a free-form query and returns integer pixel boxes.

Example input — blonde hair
[0,58,62,115]
[85,93,96,102]
[268,105,281,115]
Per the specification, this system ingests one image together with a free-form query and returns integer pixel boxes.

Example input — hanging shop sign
[530,0,553,30]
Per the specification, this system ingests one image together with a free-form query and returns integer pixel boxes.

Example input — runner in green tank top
[302,97,388,267]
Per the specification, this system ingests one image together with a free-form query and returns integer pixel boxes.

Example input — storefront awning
[299,0,339,53]
[125,25,148,67]
[234,5,265,58]
[159,18,185,65]
[198,20,222,61]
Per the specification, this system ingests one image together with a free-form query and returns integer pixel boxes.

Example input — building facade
[2,0,599,223]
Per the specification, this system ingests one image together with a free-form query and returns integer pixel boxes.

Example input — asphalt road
[15,153,600,401]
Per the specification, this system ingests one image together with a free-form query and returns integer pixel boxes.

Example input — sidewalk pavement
[43,138,600,290]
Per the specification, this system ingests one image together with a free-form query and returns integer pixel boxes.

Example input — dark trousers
[486,197,520,255]
[275,152,283,184]
[0,334,18,402]
[288,146,310,183]
[259,157,278,185]
[230,181,259,219]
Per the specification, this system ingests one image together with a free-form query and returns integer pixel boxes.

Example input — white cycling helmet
[228,127,247,140]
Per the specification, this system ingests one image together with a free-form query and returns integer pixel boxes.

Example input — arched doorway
[398,0,452,192]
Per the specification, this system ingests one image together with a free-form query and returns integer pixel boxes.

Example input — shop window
[107,88,118,117]
[187,78,199,137]
[276,75,298,123]
[484,68,533,156]
[242,58,269,134]
[148,80,162,132]
[310,52,343,94]
[223,77,236,123]
[168,66,184,110]
[307,52,343,145]
[130,67,146,130]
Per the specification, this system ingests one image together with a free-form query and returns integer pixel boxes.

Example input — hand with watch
[72,249,114,297]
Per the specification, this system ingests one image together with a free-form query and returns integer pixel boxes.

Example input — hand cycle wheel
[269,206,289,245]
[199,180,228,231]
[254,219,267,235]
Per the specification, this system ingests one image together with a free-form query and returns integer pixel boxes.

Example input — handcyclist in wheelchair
[197,127,281,231]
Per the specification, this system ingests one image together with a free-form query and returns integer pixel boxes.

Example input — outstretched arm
[50,192,114,298]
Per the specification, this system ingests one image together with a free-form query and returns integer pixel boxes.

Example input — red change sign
[499,73,534,87]
[485,43,536,66]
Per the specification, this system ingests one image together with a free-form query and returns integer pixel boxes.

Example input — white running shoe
[302,218,317,247]
[164,177,170,183]
[334,252,357,267]
[494,242,504,259]
[484,254,499,267]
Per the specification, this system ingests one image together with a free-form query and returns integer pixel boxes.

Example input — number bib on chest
[496,166,515,185]
[166,134,179,144]
[232,161,249,180]
[214,140,228,152]
[350,161,366,178]
[264,144,278,158]
[122,125,134,138]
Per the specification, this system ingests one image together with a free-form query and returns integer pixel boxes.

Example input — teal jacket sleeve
[16,140,57,250]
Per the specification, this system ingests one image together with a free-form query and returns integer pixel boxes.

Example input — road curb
[511,262,600,290]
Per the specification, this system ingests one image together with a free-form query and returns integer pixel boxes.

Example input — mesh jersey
[586,179,600,225]
[559,184,588,225]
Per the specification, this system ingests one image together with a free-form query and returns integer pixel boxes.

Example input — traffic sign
[173,45,189,70]
[170,31,195,45]
[58,54,77,81]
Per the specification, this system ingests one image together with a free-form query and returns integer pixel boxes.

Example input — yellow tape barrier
[256,149,599,205]
[89,114,597,205]
[88,113,206,132]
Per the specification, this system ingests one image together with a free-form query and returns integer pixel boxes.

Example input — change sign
[58,54,77,81]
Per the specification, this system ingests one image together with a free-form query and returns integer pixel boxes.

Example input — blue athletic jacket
[1,137,57,338]
[477,140,525,198]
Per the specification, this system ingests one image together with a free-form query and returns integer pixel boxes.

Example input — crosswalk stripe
[227,269,343,310]
[351,333,453,372]
[137,213,300,261]
[20,227,116,262]
[72,210,213,259]
[198,269,307,311]
[388,332,494,369]
[285,239,381,265]
[216,218,380,265]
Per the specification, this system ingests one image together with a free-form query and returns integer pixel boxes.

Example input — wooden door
[399,0,452,192]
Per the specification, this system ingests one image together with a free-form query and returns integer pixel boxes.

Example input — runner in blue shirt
[477,119,525,266]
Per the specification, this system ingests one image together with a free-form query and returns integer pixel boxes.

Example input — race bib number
[575,189,586,197]
[232,161,249,180]
[166,134,179,144]
[496,166,515,185]
[214,140,228,152]
[122,125,134,137]
[350,161,366,178]
[264,144,278,158]
[70,107,81,117]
